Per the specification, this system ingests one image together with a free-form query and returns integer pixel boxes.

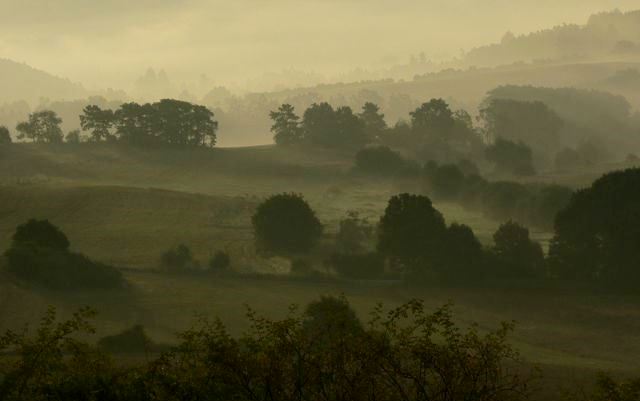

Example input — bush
[335,211,373,254]
[0,126,11,144]
[354,146,407,176]
[3,219,122,290]
[436,223,486,284]
[161,244,198,271]
[485,137,536,176]
[329,252,385,279]
[290,258,312,275]
[252,193,323,254]
[208,250,231,271]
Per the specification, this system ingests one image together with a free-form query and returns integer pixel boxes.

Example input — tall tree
[270,104,302,145]
[80,105,115,141]
[358,102,387,140]
[0,126,11,144]
[409,98,455,137]
[15,110,63,143]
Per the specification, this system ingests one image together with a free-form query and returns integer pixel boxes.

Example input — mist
[2,0,638,90]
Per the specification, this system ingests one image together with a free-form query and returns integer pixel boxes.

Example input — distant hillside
[0,59,87,105]
[463,10,640,68]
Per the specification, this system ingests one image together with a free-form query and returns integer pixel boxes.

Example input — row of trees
[251,167,640,287]
[2,99,219,147]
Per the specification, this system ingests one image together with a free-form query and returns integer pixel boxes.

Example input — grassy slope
[0,143,639,396]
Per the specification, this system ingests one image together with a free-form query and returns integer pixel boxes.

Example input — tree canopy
[15,110,63,143]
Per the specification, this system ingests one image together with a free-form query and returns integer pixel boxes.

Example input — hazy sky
[0,0,638,90]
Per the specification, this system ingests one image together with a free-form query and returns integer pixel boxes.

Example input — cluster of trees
[160,244,231,273]
[2,219,123,289]
[79,99,218,146]
[0,297,533,401]
[4,99,218,147]
[422,161,573,230]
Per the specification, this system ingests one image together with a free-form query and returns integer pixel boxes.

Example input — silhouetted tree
[492,221,544,277]
[377,193,447,274]
[438,223,485,283]
[16,110,63,143]
[11,219,70,250]
[410,98,455,137]
[161,244,197,271]
[80,105,115,141]
[548,168,640,285]
[270,104,302,145]
[485,137,536,176]
[252,193,323,254]
[0,126,11,144]
[358,102,387,140]
[302,103,367,148]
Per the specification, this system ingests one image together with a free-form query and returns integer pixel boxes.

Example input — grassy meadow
[1,142,639,398]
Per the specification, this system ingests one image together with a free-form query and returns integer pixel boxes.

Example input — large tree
[358,102,387,140]
[270,104,302,145]
[409,98,455,137]
[377,193,447,273]
[302,103,367,148]
[16,110,63,143]
[252,193,323,254]
[548,168,640,285]
[492,221,544,277]
[80,105,115,141]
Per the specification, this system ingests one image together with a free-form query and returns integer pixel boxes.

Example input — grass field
[0,142,638,399]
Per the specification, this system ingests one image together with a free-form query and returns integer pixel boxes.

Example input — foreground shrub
[0,299,536,401]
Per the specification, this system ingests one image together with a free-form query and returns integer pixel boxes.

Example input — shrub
[290,258,312,275]
[335,211,373,254]
[3,219,122,290]
[491,221,544,278]
[252,193,323,254]
[354,146,407,176]
[208,250,231,271]
[161,244,198,271]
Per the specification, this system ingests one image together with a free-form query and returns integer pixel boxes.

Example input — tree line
[0,99,218,147]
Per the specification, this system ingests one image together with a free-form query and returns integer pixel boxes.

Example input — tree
[485,137,536,176]
[358,102,387,140]
[15,110,63,143]
[302,103,367,148]
[0,126,11,144]
[438,223,485,283]
[80,105,115,141]
[65,129,82,144]
[4,219,122,289]
[335,211,373,254]
[252,193,323,254]
[354,146,406,176]
[548,168,640,285]
[409,98,455,137]
[209,251,231,271]
[154,99,218,147]
[492,221,544,277]
[479,98,563,154]
[270,104,302,145]
[377,193,447,274]
[11,219,70,250]
[423,163,466,200]
[161,244,197,271]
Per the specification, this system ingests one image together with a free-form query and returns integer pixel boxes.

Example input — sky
[0,0,638,91]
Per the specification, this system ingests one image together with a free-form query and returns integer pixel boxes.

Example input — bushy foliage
[377,193,446,274]
[354,146,407,176]
[491,221,545,278]
[3,219,122,290]
[485,137,536,176]
[252,193,323,254]
[302,102,368,148]
[15,110,64,143]
[548,168,640,286]
[437,223,486,284]
[208,250,231,271]
[79,99,218,147]
[335,211,373,254]
[161,244,198,271]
